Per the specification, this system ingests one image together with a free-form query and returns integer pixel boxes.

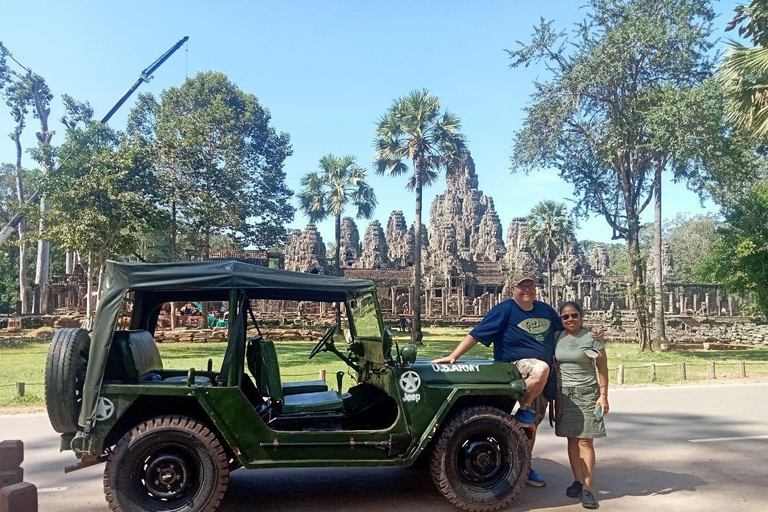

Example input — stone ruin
[339,217,361,268]
[357,220,389,269]
[282,148,745,330]
[284,224,326,274]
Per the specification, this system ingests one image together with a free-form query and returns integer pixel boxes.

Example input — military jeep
[45,260,530,512]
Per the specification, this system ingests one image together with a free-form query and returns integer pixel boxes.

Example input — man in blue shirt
[432,269,603,487]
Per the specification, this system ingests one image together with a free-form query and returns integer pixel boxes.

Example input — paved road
[2,382,767,512]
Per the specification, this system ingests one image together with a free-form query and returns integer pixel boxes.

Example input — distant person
[399,316,407,332]
[555,301,609,510]
[432,270,604,488]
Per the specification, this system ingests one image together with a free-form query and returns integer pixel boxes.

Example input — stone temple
[282,151,742,322]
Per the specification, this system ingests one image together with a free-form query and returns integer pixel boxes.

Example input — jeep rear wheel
[45,327,90,433]
[104,416,230,512]
[429,406,530,512]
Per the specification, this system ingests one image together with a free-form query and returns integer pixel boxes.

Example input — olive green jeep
[45,260,530,512]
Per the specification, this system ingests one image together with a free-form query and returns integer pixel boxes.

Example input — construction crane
[0,36,189,245]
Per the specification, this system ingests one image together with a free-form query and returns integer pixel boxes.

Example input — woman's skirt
[555,385,607,439]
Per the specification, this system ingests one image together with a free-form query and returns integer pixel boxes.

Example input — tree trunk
[170,200,177,330]
[171,200,177,261]
[626,224,651,351]
[85,252,94,324]
[653,168,666,344]
[35,229,50,314]
[547,261,553,306]
[13,128,29,314]
[65,252,73,274]
[204,223,210,260]
[95,263,106,313]
[334,213,342,329]
[412,159,423,344]
[32,76,54,315]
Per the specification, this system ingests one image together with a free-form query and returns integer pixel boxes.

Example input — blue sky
[0,0,741,248]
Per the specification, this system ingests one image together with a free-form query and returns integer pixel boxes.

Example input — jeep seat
[257,339,342,414]
[247,337,328,396]
[106,330,211,385]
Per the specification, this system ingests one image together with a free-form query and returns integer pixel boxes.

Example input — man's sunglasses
[561,313,580,320]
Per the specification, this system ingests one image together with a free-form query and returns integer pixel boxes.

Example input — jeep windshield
[348,292,383,340]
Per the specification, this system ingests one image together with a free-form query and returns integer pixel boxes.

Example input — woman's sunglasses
[561,313,580,320]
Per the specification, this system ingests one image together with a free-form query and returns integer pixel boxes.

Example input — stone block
[0,468,22,489]
[0,482,38,512]
[0,441,22,470]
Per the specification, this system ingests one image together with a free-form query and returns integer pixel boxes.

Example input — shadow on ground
[218,459,706,512]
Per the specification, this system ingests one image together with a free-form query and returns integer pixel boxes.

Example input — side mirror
[400,343,418,364]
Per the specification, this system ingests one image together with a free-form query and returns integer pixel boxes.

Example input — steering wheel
[309,326,337,359]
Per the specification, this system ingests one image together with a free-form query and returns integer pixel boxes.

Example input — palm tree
[374,89,466,343]
[299,154,377,327]
[719,1,768,137]
[525,201,574,305]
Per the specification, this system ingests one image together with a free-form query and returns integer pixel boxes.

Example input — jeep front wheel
[429,406,530,512]
[104,416,230,512]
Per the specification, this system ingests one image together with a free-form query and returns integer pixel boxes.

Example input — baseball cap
[510,269,539,286]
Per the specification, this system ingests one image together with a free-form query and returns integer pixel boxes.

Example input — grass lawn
[2,327,768,408]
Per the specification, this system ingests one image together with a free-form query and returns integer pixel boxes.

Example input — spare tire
[45,328,91,434]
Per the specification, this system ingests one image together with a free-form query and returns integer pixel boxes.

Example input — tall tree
[127,72,295,258]
[3,75,32,312]
[524,201,573,305]
[0,43,55,313]
[374,89,466,344]
[719,1,768,137]
[508,0,723,350]
[299,154,377,327]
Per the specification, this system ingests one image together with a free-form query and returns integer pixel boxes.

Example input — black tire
[429,406,530,512]
[104,416,230,512]
[45,327,91,433]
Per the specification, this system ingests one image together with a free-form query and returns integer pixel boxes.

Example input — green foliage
[719,1,768,138]
[374,89,466,188]
[127,72,295,254]
[663,213,719,282]
[606,243,631,277]
[299,154,376,223]
[699,182,768,314]
[0,244,19,313]
[525,201,573,264]
[0,42,10,91]
[34,122,165,266]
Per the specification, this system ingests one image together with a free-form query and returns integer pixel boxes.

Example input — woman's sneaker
[525,468,546,487]
[566,480,583,498]
[580,489,599,509]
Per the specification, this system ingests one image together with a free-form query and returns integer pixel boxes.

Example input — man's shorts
[514,358,549,426]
